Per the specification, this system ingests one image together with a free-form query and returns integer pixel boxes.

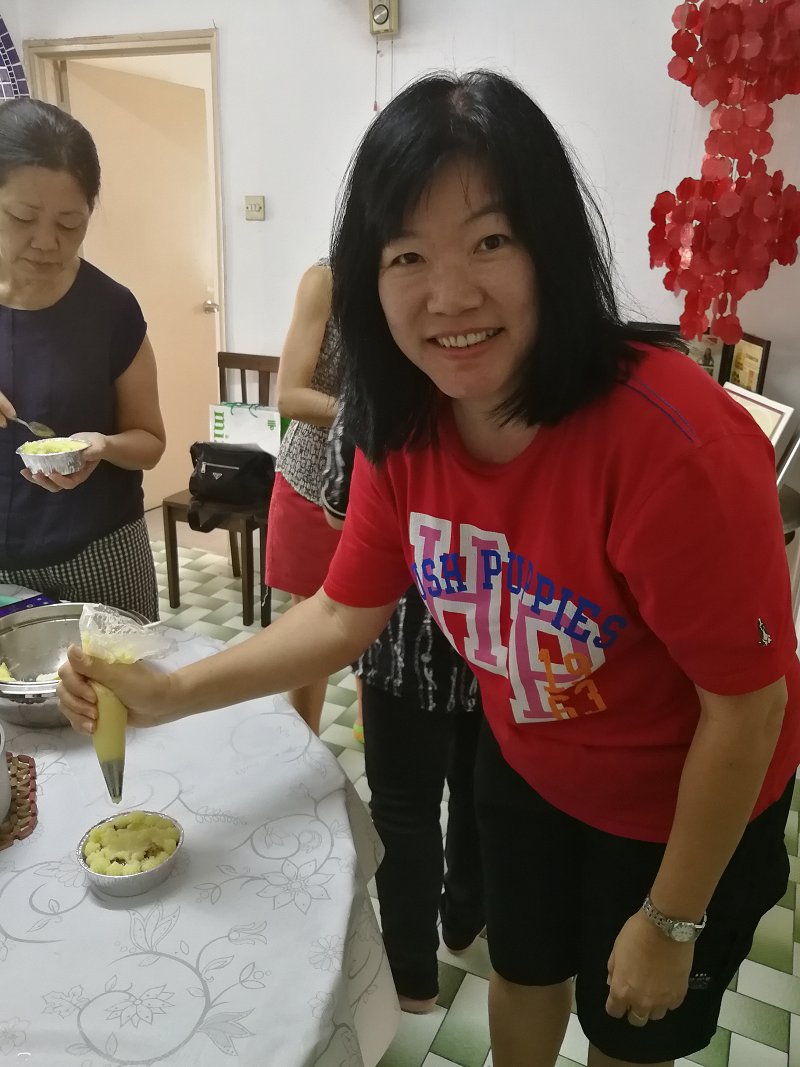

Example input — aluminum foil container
[16,438,90,476]
[77,810,184,899]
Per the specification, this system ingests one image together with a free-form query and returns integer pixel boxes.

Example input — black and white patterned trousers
[0,517,159,621]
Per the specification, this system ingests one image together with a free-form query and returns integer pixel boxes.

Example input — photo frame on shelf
[725,332,772,395]
[723,382,793,455]
[686,331,730,384]
[631,322,731,384]
[632,322,773,393]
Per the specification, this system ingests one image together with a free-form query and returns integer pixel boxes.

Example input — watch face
[670,922,698,943]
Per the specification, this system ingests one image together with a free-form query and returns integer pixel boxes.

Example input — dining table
[0,620,400,1067]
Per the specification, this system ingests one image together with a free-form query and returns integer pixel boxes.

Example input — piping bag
[78,605,176,804]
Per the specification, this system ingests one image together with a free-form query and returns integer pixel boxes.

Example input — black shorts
[474,723,793,1064]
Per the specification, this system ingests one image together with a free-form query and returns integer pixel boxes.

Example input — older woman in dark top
[0,98,165,619]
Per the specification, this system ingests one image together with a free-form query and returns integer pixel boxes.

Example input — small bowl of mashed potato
[16,438,90,476]
[78,810,184,898]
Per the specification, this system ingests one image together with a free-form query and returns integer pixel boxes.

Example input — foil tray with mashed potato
[16,438,90,476]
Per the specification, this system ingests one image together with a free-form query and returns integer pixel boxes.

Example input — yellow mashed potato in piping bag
[78,605,176,805]
[90,682,127,805]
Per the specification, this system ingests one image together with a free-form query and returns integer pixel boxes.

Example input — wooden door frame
[23,29,226,348]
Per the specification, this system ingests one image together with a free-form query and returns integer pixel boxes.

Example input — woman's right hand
[57,646,174,733]
[0,391,16,429]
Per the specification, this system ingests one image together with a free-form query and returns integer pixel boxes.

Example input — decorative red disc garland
[649,0,800,342]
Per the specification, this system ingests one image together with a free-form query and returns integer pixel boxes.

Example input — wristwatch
[642,896,707,943]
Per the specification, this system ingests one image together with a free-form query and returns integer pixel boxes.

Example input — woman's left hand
[68,431,107,462]
[19,432,105,493]
[605,910,693,1026]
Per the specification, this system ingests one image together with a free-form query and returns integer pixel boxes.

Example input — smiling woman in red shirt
[58,71,799,1067]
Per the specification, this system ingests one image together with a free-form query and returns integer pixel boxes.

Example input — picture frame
[631,322,731,384]
[725,332,772,394]
[633,323,773,393]
[722,382,793,454]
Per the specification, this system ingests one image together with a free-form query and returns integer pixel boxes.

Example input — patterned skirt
[0,516,159,621]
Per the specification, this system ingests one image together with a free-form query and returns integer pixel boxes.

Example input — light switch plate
[245,195,265,221]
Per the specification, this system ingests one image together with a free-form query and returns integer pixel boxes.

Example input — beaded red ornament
[650,0,800,342]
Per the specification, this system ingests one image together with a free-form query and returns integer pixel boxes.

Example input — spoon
[8,415,55,439]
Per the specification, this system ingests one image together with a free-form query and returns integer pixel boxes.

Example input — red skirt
[265,473,342,598]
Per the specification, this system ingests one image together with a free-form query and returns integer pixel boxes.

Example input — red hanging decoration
[649,0,800,343]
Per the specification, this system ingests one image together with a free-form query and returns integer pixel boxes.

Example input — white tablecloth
[0,629,399,1066]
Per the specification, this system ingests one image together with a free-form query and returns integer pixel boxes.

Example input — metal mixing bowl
[77,810,184,898]
[0,603,147,728]
[0,720,11,823]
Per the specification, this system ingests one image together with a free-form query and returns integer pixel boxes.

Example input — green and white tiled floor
[153,539,800,1067]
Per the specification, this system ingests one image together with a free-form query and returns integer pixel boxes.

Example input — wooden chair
[161,352,281,627]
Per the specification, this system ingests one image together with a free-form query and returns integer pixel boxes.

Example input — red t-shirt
[324,346,800,840]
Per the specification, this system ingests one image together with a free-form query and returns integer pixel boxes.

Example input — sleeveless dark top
[0,259,147,567]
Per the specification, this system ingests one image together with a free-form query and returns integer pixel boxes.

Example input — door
[24,34,223,511]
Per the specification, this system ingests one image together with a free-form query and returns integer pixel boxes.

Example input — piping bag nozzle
[99,758,124,804]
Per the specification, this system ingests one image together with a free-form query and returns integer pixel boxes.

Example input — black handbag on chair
[187,441,275,532]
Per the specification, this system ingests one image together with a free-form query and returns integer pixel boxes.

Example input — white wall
[2,2,20,32]
[6,0,800,404]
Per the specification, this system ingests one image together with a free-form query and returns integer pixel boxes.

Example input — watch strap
[642,895,707,940]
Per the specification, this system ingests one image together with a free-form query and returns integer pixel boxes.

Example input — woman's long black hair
[332,69,672,462]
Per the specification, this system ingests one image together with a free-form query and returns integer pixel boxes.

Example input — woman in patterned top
[321,408,484,1014]
[265,260,343,732]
